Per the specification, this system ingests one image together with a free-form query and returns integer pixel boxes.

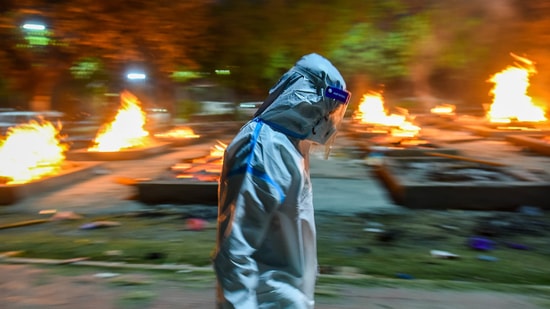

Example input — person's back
[214,53,351,309]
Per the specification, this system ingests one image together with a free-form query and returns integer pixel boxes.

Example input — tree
[0,0,214,113]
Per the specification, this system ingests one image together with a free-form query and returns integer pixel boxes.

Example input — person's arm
[215,171,285,308]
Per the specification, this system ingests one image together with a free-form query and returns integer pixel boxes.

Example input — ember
[430,104,456,116]
[88,91,151,152]
[0,120,68,184]
[154,127,200,139]
[171,140,226,182]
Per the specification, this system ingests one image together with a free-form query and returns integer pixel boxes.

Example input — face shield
[308,86,351,159]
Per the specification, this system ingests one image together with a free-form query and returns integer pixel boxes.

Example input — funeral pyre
[135,141,227,205]
[88,90,153,152]
[0,119,68,185]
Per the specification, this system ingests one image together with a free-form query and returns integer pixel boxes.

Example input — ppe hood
[255,53,349,142]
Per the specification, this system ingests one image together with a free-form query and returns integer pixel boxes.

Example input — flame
[0,120,68,184]
[430,104,456,115]
[353,92,421,138]
[175,140,227,181]
[154,127,200,139]
[209,140,227,158]
[88,91,150,152]
[487,53,547,123]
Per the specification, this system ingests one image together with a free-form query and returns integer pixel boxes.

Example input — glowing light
[0,120,67,184]
[22,23,45,30]
[88,91,150,152]
[487,53,547,123]
[353,92,421,138]
[126,73,147,80]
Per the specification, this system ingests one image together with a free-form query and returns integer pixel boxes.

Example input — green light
[215,69,231,75]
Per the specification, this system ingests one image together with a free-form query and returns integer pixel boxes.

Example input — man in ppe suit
[213,53,351,309]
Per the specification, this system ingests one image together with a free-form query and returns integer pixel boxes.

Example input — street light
[126,72,147,80]
[22,23,46,31]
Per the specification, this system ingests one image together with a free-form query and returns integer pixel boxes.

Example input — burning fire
[89,91,151,152]
[154,127,200,139]
[487,53,547,123]
[430,104,456,115]
[353,91,421,138]
[0,120,68,184]
[172,140,227,182]
[209,140,227,158]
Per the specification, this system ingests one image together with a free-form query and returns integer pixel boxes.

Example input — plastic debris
[396,273,415,280]
[506,243,530,250]
[430,250,460,259]
[185,218,207,231]
[468,236,494,251]
[477,255,499,262]
[94,272,120,279]
[363,228,384,233]
[80,221,121,230]
[50,211,83,221]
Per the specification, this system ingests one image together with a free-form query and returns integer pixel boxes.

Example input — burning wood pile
[0,118,100,205]
[0,120,68,185]
[346,91,458,157]
[67,91,172,161]
[153,126,201,147]
[462,54,550,137]
[136,140,227,205]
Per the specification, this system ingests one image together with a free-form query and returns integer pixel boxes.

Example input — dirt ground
[1,264,549,309]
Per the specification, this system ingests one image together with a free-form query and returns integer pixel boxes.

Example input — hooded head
[254,53,350,145]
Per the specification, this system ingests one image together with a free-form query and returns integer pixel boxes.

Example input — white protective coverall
[214,53,350,309]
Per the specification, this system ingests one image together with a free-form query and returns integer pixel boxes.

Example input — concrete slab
[137,179,218,205]
[377,156,550,210]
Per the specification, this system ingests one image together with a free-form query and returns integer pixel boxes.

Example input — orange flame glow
[430,104,456,115]
[487,53,547,123]
[154,127,200,139]
[353,92,421,138]
[209,140,227,158]
[88,91,150,152]
[0,120,68,184]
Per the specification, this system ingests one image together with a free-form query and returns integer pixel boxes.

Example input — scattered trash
[50,211,83,221]
[396,273,415,280]
[185,218,207,231]
[468,236,494,251]
[363,228,384,233]
[38,209,57,215]
[430,250,460,259]
[94,272,120,279]
[80,221,121,230]
[506,243,530,250]
[477,255,499,262]
[104,250,123,256]
[438,224,459,231]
